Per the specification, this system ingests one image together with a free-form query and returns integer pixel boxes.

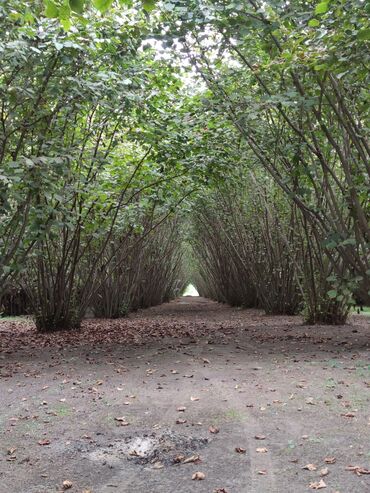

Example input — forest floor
[0,297,369,493]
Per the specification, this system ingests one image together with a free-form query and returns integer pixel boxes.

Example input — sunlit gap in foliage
[182,284,199,297]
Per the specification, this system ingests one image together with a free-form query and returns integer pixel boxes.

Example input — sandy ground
[0,297,369,493]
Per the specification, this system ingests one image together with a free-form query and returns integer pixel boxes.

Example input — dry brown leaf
[177,406,186,412]
[173,455,185,463]
[114,417,129,426]
[62,480,73,490]
[38,439,50,446]
[183,454,200,464]
[254,435,266,440]
[341,412,355,418]
[258,470,267,475]
[235,447,246,454]
[320,467,329,477]
[176,418,187,424]
[152,461,164,469]
[192,471,205,480]
[190,396,200,401]
[303,464,317,471]
[256,447,268,453]
[345,465,370,475]
[209,425,219,434]
[324,457,336,464]
[309,479,327,489]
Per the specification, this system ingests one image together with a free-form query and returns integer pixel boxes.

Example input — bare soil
[0,297,369,493]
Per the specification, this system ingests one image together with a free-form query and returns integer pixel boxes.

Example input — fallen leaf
[303,464,317,471]
[309,479,327,489]
[183,454,200,464]
[209,425,219,434]
[320,467,329,477]
[176,418,187,424]
[114,417,129,426]
[173,455,185,463]
[254,435,266,440]
[152,461,164,469]
[258,470,267,475]
[256,447,268,453]
[341,412,355,418]
[235,447,246,454]
[62,480,73,490]
[177,406,186,412]
[38,439,50,446]
[192,471,205,480]
[345,465,370,475]
[190,396,199,401]
[324,457,336,464]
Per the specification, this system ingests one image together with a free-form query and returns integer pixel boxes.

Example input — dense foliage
[0,0,369,329]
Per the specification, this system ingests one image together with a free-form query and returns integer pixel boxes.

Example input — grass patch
[54,405,71,417]
[352,306,370,316]
[0,315,30,322]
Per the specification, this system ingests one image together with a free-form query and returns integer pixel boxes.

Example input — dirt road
[0,297,369,492]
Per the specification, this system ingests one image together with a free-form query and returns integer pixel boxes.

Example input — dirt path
[0,297,369,493]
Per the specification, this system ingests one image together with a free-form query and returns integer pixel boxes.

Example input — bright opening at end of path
[183,284,199,296]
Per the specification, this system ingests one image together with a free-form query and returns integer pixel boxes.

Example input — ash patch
[88,431,209,467]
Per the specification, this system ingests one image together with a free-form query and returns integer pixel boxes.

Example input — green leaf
[314,63,328,71]
[341,238,356,246]
[44,0,59,18]
[92,0,114,12]
[61,18,72,30]
[357,28,370,41]
[69,0,85,14]
[315,2,329,15]
[327,290,337,299]
[308,19,320,27]
[59,3,71,20]
[143,0,156,12]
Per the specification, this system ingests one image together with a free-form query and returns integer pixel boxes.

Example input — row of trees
[190,167,351,324]
[162,0,369,323]
[0,3,191,330]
